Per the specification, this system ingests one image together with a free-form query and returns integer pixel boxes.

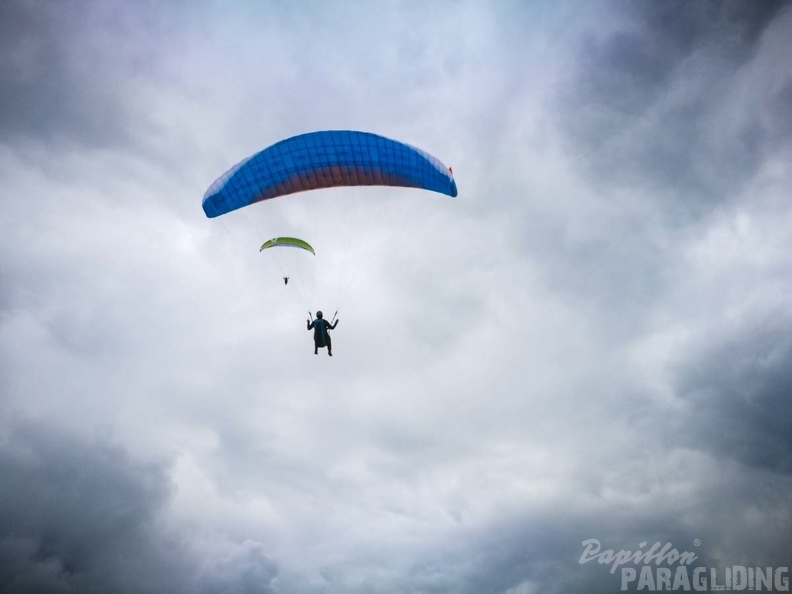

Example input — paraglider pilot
[283,277,289,285]
[307,311,338,356]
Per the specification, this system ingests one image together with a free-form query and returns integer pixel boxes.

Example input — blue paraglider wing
[203,130,457,218]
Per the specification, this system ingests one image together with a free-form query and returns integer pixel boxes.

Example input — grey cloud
[0,419,282,594]
[516,213,676,343]
[766,79,792,149]
[2,2,791,593]
[0,419,178,593]
[503,1,792,346]
[386,505,714,594]
[464,473,791,593]
[554,1,791,216]
[201,541,278,594]
[675,315,792,475]
[0,0,173,148]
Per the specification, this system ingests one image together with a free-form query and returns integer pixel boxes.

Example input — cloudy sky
[2,1,792,592]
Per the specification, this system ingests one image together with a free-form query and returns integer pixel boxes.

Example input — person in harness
[307,311,339,356]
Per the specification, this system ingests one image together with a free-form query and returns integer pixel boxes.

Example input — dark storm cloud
[0,0,172,148]
[0,419,279,594]
[506,1,792,343]
[766,78,792,146]
[0,419,177,592]
[675,315,792,475]
[556,0,791,214]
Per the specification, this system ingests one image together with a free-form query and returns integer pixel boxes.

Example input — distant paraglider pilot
[283,276,289,285]
[307,311,338,356]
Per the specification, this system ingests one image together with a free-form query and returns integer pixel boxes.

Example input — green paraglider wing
[259,237,315,255]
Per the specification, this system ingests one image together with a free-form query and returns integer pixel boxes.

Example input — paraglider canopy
[259,237,316,255]
[203,130,457,218]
